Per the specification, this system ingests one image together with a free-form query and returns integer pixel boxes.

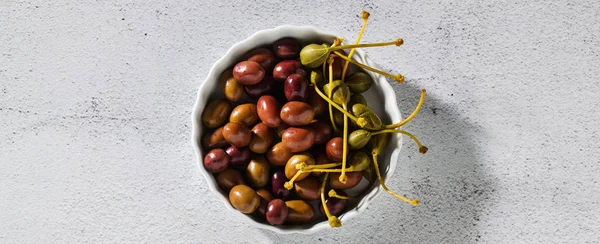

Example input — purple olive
[243,48,275,70]
[233,61,265,85]
[266,199,289,225]
[284,74,308,101]
[203,148,230,173]
[319,190,348,216]
[245,76,276,98]
[273,38,301,60]
[225,145,251,167]
[273,60,302,81]
[271,168,291,200]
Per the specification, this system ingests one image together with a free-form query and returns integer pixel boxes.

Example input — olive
[345,72,373,93]
[266,199,289,225]
[203,148,230,173]
[229,185,260,214]
[294,177,321,201]
[281,127,315,153]
[202,98,231,129]
[266,142,293,166]
[273,38,300,60]
[280,101,314,126]
[319,190,348,216]
[285,200,314,224]
[311,120,332,144]
[246,156,270,188]
[273,60,302,81]
[248,123,273,154]
[332,109,344,128]
[202,127,229,150]
[311,149,331,177]
[323,79,350,105]
[256,198,269,219]
[220,69,244,102]
[284,74,308,101]
[256,188,274,202]
[329,171,363,190]
[349,93,367,108]
[348,129,372,150]
[233,61,265,85]
[274,123,289,138]
[352,104,382,130]
[243,47,275,70]
[245,76,276,98]
[225,145,251,167]
[349,151,371,171]
[324,53,348,80]
[326,137,343,162]
[222,122,251,147]
[216,167,245,191]
[271,168,291,200]
[256,95,282,128]
[230,103,258,127]
[307,87,326,116]
[285,153,315,181]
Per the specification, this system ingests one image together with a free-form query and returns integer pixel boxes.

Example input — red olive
[273,60,302,81]
[203,148,230,173]
[281,127,315,153]
[324,53,348,80]
[280,101,314,126]
[266,199,289,225]
[311,149,331,177]
[273,38,300,60]
[307,87,326,116]
[245,76,276,98]
[233,61,265,85]
[311,120,332,144]
[256,95,282,128]
[329,171,363,190]
[225,145,251,167]
[284,73,308,101]
[271,168,291,200]
[326,137,344,162]
[222,122,251,147]
[266,142,293,166]
[243,47,275,70]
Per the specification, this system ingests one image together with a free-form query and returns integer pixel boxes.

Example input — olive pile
[201,11,428,228]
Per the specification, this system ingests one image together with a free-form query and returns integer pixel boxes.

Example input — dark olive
[246,156,270,188]
[294,177,321,201]
[284,74,308,101]
[203,148,230,173]
[326,137,343,162]
[202,126,229,150]
[230,103,258,127]
[256,198,269,219]
[285,153,315,181]
[273,38,301,60]
[332,109,344,128]
[245,76,276,98]
[368,133,390,155]
[311,149,331,177]
[311,120,332,144]
[271,168,291,200]
[280,101,314,126]
[275,123,289,138]
[233,61,265,85]
[256,95,282,128]
[243,47,275,70]
[202,98,232,128]
[229,185,260,214]
[345,72,373,93]
[285,200,314,224]
[256,188,274,202]
[281,127,316,153]
[349,93,367,108]
[266,142,293,166]
[273,60,302,81]
[225,145,251,167]
[222,122,251,147]
[266,199,289,225]
[307,87,326,116]
[324,53,348,80]
[329,171,363,190]
[216,167,245,191]
[220,69,244,102]
[319,190,348,216]
[249,122,274,154]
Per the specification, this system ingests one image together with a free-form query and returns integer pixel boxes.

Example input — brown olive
[203,148,230,173]
[329,171,363,190]
[222,122,251,147]
[229,185,260,214]
[245,76,276,98]
[216,167,245,191]
[266,199,289,225]
[281,127,315,153]
[256,95,282,128]
[311,149,331,177]
[256,188,274,202]
[307,87,326,116]
[273,60,302,81]
[273,38,300,60]
[311,120,332,144]
[202,127,229,150]
[220,69,244,102]
[319,190,348,216]
[230,103,258,127]
[285,200,314,224]
[285,153,315,181]
[249,122,274,154]
[246,155,270,188]
[225,145,251,167]
[266,142,293,166]
[275,123,289,138]
[202,98,231,129]
[280,101,314,126]
[294,177,321,201]
[243,47,275,70]
[326,137,344,162]
[233,61,265,85]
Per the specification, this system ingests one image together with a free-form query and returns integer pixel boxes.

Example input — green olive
[300,44,330,68]
[345,72,373,93]
[323,80,350,105]
[348,129,372,150]
[349,151,371,171]
[202,98,232,129]
[349,93,367,108]
[352,104,382,130]
[310,70,324,84]
[368,133,390,155]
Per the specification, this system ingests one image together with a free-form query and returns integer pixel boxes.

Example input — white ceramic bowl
[191,25,403,234]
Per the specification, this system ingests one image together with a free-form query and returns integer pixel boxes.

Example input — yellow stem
[301,167,361,173]
[385,89,426,129]
[342,10,369,83]
[296,162,341,170]
[339,103,349,184]
[372,129,428,154]
[328,189,350,200]
[333,51,404,83]
[284,171,304,190]
[327,57,339,132]
[329,38,403,51]
[310,82,367,127]
[372,154,419,206]
[321,173,342,227]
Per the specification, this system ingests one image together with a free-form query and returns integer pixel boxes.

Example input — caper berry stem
[341,10,370,83]
[384,89,427,129]
[329,38,403,51]
[372,154,419,206]
[328,189,351,200]
[327,57,339,132]
[296,167,362,173]
[284,171,304,190]
[339,103,350,184]
[310,79,368,127]
[333,51,405,83]
[295,162,341,170]
[372,129,428,154]
[321,173,342,228]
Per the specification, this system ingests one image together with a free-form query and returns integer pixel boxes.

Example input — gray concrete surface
[1,1,599,243]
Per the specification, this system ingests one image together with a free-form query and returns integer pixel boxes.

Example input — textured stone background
[1,0,599,243]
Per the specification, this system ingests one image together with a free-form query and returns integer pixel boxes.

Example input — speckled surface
[1,1,599,243]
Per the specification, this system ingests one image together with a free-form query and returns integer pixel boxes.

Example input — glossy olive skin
[243,47,275,70]
[245,76,276,98]
[246,156,270,188]
[285,200,315,224]
[326,137,344,162]
[266,142,293,166]
[271,168,291,200]
[319,190,348,216]
[229,185,260,214]
[230,103,258,127]
[329,171,363,190]
[249,122,274,154]
[311,120,332,144]
[324,53,348,80]
[220,69,244,102]
[284,74,308,101]
[275,123,289,138]
[273,60,302,81]
[281,127,316,153]
[225,145,251,167]
[280,101,314,126]
[285,153,315,181]
[266,199,289,225]
[216,167,245,191]
[222,122,251,147]
[202,98,232,128]
[311,149,331,177]
[202,127,229,150]
[345,72,373,93]
[256,198,269,219]
[233,61,265,85]
[256,188,274,202]
[256,95,282,128]
[273,38,300,60]
[294,177,321,201]
[307,88,326,116]
[203,148,230,173]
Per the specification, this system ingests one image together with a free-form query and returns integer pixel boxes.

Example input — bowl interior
[191,25,403,234]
